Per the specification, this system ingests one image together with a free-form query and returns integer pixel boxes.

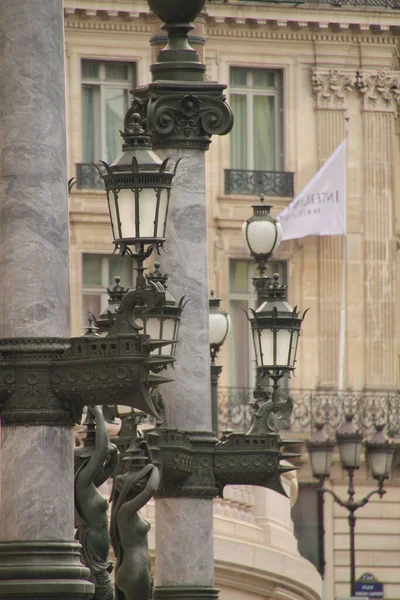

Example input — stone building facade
[65,1,400,599]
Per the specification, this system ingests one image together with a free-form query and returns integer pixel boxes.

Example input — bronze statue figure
[110,446,160,600]
[74,406,119,600]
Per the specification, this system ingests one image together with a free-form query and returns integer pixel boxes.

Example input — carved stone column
[0,2,93,597]
[134,2,233,598]
[311,69,355,388]
[356,71,400,389]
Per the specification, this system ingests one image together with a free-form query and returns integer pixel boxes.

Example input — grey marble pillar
[154,149,216,596]
[0,2,93,597]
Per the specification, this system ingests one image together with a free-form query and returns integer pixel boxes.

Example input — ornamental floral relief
[311,68,356,110]
[356,70,400,112]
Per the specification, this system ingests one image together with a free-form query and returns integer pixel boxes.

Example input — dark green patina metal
[74,407,118,600]
[144,427,299,499]
[130,0,233,151]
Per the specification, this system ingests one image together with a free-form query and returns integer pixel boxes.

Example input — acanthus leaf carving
[356,70,400,113]
[311,68,356,110]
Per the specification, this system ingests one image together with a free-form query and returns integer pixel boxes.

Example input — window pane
[253,95,276,171]
[82,86,96,162]
[252,69,276,89]
[83,255,103,287]
[82,294,102,327]
[105,87,129,163]
[82,60,100,79]
[230,67,247,87]
[105,63,129,81]
[230,260,250,294]
[230,94,247,170]
[108,256,133,287]
[229,299,251,388]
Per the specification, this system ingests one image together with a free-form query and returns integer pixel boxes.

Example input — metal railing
[218,387,400,437]
[224,169,294,197]
[76,163,105,189]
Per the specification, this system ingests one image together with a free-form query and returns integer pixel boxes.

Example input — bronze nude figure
[110,447,160,600]
[74,406,119,600]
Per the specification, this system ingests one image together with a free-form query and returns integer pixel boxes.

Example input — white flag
[277,140,346,241]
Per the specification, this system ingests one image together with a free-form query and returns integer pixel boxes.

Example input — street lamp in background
[242,200,307,431]
[307,416,394,597]
[209,292,230,436]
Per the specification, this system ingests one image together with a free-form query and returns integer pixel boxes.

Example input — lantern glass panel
[289,329,300,367]
[368,448,393,479]
[115,188,136,239]
[259,328,273,366]
[245,219,279,256]
[338,440,362,469]
[155,188,169,238]
[260,327,291,368]
[161,317,175,341]
[209,312,229,346]
[107,192,119,241]
[309,447,333,479]
[116,187,159,240]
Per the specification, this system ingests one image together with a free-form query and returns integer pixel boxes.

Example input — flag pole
[337,120,349,399]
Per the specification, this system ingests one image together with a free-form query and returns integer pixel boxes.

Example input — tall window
[291,483,325,577]
[229,259,287,389]
[81,60,136,164]
[230,67,284,172]
[82,254,134,328]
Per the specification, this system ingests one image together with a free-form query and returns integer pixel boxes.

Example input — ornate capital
[356,70,400,112]
[134,82,234,150]
[311,68,356,110]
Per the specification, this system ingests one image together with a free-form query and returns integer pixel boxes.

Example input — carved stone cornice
[134,82,234,150]
[356,70,400,112]
[311,68,356,110]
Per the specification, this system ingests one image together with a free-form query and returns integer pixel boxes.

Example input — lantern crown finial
[121,111,152,152]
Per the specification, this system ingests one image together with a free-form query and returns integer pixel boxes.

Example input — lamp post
[307,417,394,597]
[242,201,306,429]
[209,292,230,436]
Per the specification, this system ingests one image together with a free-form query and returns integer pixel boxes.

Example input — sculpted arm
[117,466,160,520]
[76,406,110,488]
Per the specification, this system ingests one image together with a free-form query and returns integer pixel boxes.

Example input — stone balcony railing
[218,387,400,437]
[224,169,294,197]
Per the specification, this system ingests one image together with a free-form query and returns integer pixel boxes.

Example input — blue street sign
[355,573,384,598]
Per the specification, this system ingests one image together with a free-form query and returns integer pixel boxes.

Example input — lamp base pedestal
[154,587,219,600]
[0,541,94,599]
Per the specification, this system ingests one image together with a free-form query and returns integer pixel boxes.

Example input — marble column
[0,2,93,597]
[154,148,216,596]
[134,3,233,596]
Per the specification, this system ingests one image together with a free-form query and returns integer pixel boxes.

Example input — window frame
[81,60,136,163]
[229,66,284,172]
[81,252,135,328]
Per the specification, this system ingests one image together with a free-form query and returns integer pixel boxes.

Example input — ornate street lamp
[307,418,394,597]
[96,112,179,262]
[242,195,283,276]
[307,423,335,481]
[209,291,230,365]
[366,424,394,485]
[208,291,230,436]
[249,274,307,401]
[139,262,187,371]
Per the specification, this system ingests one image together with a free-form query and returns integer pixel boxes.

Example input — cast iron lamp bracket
[143,427,300,499]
